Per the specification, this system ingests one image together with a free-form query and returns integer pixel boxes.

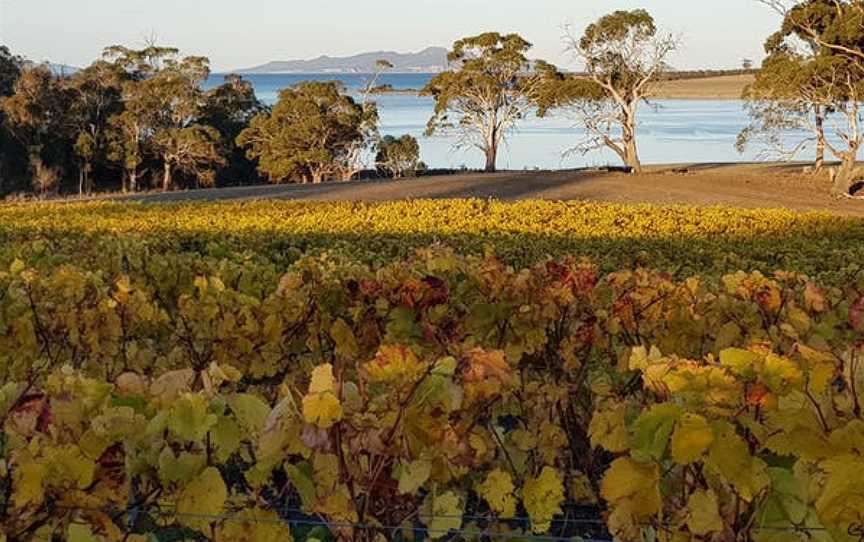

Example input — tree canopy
[749,0,864,195]
[422,32,551,172]
[237,81,378,183]
[536,9,677,173]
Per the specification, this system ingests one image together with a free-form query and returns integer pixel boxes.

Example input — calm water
[205,73,813,170]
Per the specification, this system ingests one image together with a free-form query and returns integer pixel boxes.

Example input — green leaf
[631,403,682,461]
[167,394,217,442]
[330,318,359,359]
[229,393,270,434]
[687,489,723,535]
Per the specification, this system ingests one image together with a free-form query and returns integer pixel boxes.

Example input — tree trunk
[79,170,84,196]
[623,135,642,174]
[831,153,860,198]
[622,106,642,174]
[815,110,826,172]
[484,141,497,173]
[129,170,138,193]
[162,162,172,192]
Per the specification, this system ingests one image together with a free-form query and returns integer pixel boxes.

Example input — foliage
[0,44,257,195]
[375,134,420,179]
[0,64,75,195]
[421,33,552,173]
[3,199,864,289]
[537,9,677,173]
[1,247,864,541]
[746,1,864,196]
[237,81,378,184]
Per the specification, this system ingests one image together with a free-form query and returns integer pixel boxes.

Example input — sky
[0,0,780,73]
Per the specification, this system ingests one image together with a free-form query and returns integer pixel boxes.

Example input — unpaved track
[119,163,864,216]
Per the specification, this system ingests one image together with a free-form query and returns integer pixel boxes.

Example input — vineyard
[1,200,864,542]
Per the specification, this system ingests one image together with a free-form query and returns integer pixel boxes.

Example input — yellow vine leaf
[308,364,336,394]
[671,413,714,465]
[214,508,293,542]
[330,319,359,359]
[687,489,723,535]
[760,353,804,394]
[13,460,46,508]
[67,523,101,542]
[176,467,228,532]
[397,459,432,495]
[477,468,516,518]
[421,491,463,539]
[588,401,630,453]
[302,392,343,429]
[600,458,661,518]
[814,455,864,524]
[720,348,759,379]
[705,421,769,502]
[229,394,271,435]
[523,467,565,533]
[795,345,837,394]
[167,394,218,443]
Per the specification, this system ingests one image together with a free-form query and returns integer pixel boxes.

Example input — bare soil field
[120,163,864,216]
[651,74,755,100]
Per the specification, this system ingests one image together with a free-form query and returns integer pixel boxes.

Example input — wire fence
[59,504,613,542]
[57,502,862,542]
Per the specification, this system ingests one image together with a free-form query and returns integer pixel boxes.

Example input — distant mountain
[236,47,449,74]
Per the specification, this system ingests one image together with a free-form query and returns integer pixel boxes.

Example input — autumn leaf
[477,468,516,518]
[176,467,228,532]
[302,392,343,429]
[671,413,714,465]
[397,459,432,495]
[687,489,723,535]
[523,467,565,533]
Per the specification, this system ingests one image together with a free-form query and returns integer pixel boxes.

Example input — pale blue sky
[1,0,779,72]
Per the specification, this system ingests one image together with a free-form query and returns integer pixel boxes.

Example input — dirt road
[119,163,864,216]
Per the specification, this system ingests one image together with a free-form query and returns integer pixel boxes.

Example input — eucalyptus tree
[104,45,224,191]
[421,33,550,173]
[66,61,125,194]
[237,81,378,183]
[0,45,23,192]
[202,74,266,184]
[0,65,74,195]
[536,10,678,173]
[376,134,421,178]
[754,0,864,196]
[759,0,864,62]
[737,51,835,170]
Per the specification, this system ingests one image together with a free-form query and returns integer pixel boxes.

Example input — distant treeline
[658,68,758,81]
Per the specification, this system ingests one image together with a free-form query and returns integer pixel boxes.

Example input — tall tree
[0,65,74,195]
[737,51,835,170]
[421,33,549,173]
[755,0,864,195]
[759,1,864,62]
[536,10,678,173]
[66,61,125,194]
[104,45,222,191]
[376,134,421,178]
[201,74,266,185]
[237,81,378,184]
[0,45,24,193]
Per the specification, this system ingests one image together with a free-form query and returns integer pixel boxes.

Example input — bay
[205,73,818,170]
